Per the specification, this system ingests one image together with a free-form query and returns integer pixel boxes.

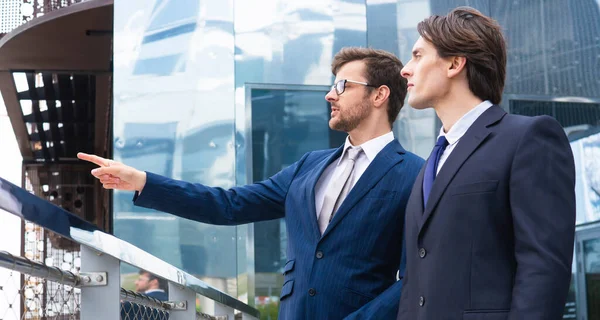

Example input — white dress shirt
[436,100,493,174]
[145,289,165,295]
[315,131,395,217]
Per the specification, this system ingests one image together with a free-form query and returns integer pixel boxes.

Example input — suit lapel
[321,140,406,239]
[418,105,506,236]
[306,145,344,241]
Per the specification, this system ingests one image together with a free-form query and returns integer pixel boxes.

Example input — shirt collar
[337,131,395,166]
[145,289,165,294]
[438,100,493,145]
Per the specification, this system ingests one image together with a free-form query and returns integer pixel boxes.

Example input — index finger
[77,152,111,167]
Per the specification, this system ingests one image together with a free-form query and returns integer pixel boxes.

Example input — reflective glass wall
[113,0,238,302]
[114,0,600,318]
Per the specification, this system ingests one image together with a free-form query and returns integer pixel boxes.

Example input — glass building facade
[113,0,600,318]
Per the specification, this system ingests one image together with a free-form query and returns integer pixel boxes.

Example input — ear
[447,56,467,79]
[372,85,391,108]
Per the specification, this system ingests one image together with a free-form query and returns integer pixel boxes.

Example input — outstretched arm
[79,152,309,225]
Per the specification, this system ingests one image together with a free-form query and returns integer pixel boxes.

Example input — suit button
[419,248,427,258]
[419,296,425,307]
[316,251,323,259]
[308,288,316,296]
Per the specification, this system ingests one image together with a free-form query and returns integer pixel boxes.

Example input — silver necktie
[318,147,363,234]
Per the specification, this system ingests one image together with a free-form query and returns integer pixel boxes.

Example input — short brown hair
[140,270,168,290]
[332,47,407,126]
[417,7,506,104]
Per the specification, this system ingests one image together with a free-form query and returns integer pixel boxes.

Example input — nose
[325,88,338,102]
[401,62,412,79]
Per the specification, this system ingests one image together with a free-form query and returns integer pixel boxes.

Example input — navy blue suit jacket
[145,290,168,301]
[134,139,424,319]
[397,106,576,320]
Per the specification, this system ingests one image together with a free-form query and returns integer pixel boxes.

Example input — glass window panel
[583,238,600,319]
[493,0,600,98]
[114,0,237,299]
[370,0,436,159]
[249,86,344,313]
[571,131,600,225]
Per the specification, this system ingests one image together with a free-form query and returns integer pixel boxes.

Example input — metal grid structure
[0,269,22,320]
[0,246,179,320]
[1,0,87,35]
[120,301,169,320]
[21,220,82,320]
[15,71,104,320]
[24,163,96,227]
[22,278,81,319]
[120,289,170,320]
[0,0,22,33]
[14,72,97,163]
[19,164,90,320]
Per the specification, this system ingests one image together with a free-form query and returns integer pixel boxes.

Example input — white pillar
[80,246,120,320]
[168,282,197,320]
[214,302,235,319]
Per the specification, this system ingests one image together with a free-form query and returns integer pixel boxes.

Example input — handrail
[0,253,164,309]
[0,177,260,318]
[0,250,80,287]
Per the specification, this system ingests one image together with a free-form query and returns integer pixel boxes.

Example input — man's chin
[407,99,429,110]
[328,119,345,132]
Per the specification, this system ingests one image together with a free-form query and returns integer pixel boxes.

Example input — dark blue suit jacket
[134,139,424,319]
[397,106,576,320]
[145,290,168,301]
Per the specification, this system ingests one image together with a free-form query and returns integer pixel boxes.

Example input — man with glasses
[79,47,424,319]
[121,271,169,319]
[134,270,168,301]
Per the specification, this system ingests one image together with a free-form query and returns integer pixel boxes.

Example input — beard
[329,99,372,132]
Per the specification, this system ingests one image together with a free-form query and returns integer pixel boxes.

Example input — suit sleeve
[132,152,310,225]
[344,238,407,319]
[508,116,576,319]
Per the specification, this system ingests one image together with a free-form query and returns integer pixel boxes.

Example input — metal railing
[0,250,82,287]
[0,177,260,320]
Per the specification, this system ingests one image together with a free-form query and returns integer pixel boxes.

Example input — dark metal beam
[23,111,92,124]
[42,73,63,159]
[0,71,32,159]
[71,74,94,155]
[94,74,109,157]
[25,72,51,161]
[56,74,76,157]
[17,87,91,101]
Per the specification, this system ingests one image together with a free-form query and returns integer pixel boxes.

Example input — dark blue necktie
[423,136,449,207]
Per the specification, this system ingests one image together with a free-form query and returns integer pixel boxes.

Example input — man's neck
[434,92,483,133]
[347,125,392,146]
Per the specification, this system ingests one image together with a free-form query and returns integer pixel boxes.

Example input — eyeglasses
[331,79,377,96]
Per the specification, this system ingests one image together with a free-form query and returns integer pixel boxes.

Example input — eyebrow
[412,49,422,56]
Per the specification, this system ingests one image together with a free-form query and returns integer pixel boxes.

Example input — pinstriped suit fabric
[135,139,424,320]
